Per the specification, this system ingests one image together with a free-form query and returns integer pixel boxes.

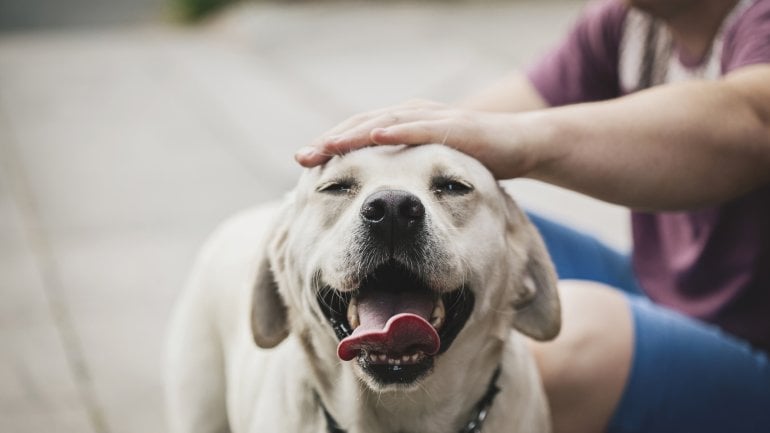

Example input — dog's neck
[315,365,503,433]
[304,330,508,433]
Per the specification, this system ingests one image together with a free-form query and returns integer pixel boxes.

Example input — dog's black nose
[361,190,425,243]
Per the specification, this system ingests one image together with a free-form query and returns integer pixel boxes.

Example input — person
[294,0,770,432]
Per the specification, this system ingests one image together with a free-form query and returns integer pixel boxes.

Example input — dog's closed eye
[317,178,358,195]
[431,176,474,196]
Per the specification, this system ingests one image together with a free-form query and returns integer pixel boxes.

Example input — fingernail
[372,127,388,137]
[295,146,319,165]
[296,146,316,158]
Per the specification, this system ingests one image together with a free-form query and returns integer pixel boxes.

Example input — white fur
[164,145,559,433]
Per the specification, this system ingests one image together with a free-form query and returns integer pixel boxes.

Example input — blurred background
[0,0,629,432]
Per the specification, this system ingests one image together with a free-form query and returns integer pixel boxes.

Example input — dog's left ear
[251,198,294,349]
[501,188,561,341]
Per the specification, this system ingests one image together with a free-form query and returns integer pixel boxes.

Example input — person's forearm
[298,66,770,210]
[521,66,770,210]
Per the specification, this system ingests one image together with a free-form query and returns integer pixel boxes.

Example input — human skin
[297,64,770,211]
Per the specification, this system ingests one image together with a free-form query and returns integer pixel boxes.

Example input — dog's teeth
[369,353,378,362]
[401,355,410,363]
[347,297,360,330]
[410,353,420,362]
[387,358,394,365]
[379,354,387,362]
[430,297,445,330]
[393,358,401,365]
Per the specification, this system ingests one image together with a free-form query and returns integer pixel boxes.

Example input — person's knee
[534,281,632,382]
[529,280,634,433]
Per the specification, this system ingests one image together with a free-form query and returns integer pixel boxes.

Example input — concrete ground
[0,1,630,432]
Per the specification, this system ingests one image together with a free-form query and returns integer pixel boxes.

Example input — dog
[164,144,561,433]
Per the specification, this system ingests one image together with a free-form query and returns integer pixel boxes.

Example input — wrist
[488,110,565,180]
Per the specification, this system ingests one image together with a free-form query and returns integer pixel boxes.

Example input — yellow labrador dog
[164,144,560,433]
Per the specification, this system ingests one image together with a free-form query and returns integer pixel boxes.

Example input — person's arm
[296,64,770,211]
[518,64,770,210]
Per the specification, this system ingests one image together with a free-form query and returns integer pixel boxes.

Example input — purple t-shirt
[527,0,770,351]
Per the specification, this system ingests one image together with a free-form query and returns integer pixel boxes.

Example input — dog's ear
[250,198,293,349]
[501,188,561,341]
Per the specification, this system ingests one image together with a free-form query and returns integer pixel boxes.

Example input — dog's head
[251,144,559,391]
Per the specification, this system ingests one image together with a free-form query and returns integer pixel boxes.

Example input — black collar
[317,366,502,433]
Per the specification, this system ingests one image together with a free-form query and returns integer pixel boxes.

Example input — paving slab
[0,119,97,433]
[0,30,303,234]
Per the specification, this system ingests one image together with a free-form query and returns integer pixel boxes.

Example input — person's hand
[295,99,546,179]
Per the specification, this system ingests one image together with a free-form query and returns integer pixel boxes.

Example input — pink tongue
[337,290,440,361]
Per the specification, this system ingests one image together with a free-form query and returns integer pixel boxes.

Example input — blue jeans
[527,213,770,433]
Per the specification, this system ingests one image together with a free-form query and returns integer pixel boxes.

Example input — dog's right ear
[250,198,293,349]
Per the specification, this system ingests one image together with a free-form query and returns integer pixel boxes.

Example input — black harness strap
[459,366,502,433]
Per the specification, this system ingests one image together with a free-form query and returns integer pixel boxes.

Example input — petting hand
[294,99,545,180]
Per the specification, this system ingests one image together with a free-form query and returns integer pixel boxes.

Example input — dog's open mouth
[318,262,475,385]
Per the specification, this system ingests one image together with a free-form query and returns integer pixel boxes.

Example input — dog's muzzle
[317,190,475,386]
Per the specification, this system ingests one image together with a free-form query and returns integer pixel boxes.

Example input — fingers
[370,120,456,147]
[320,100,442,142]
[295,100,449,167]
[294,145,331,167]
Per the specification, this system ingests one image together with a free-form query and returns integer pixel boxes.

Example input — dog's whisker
[440,126,453,146]
[408,379,436,404]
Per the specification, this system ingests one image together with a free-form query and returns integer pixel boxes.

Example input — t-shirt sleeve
[722,0,770,73]
[526,0,628,107]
